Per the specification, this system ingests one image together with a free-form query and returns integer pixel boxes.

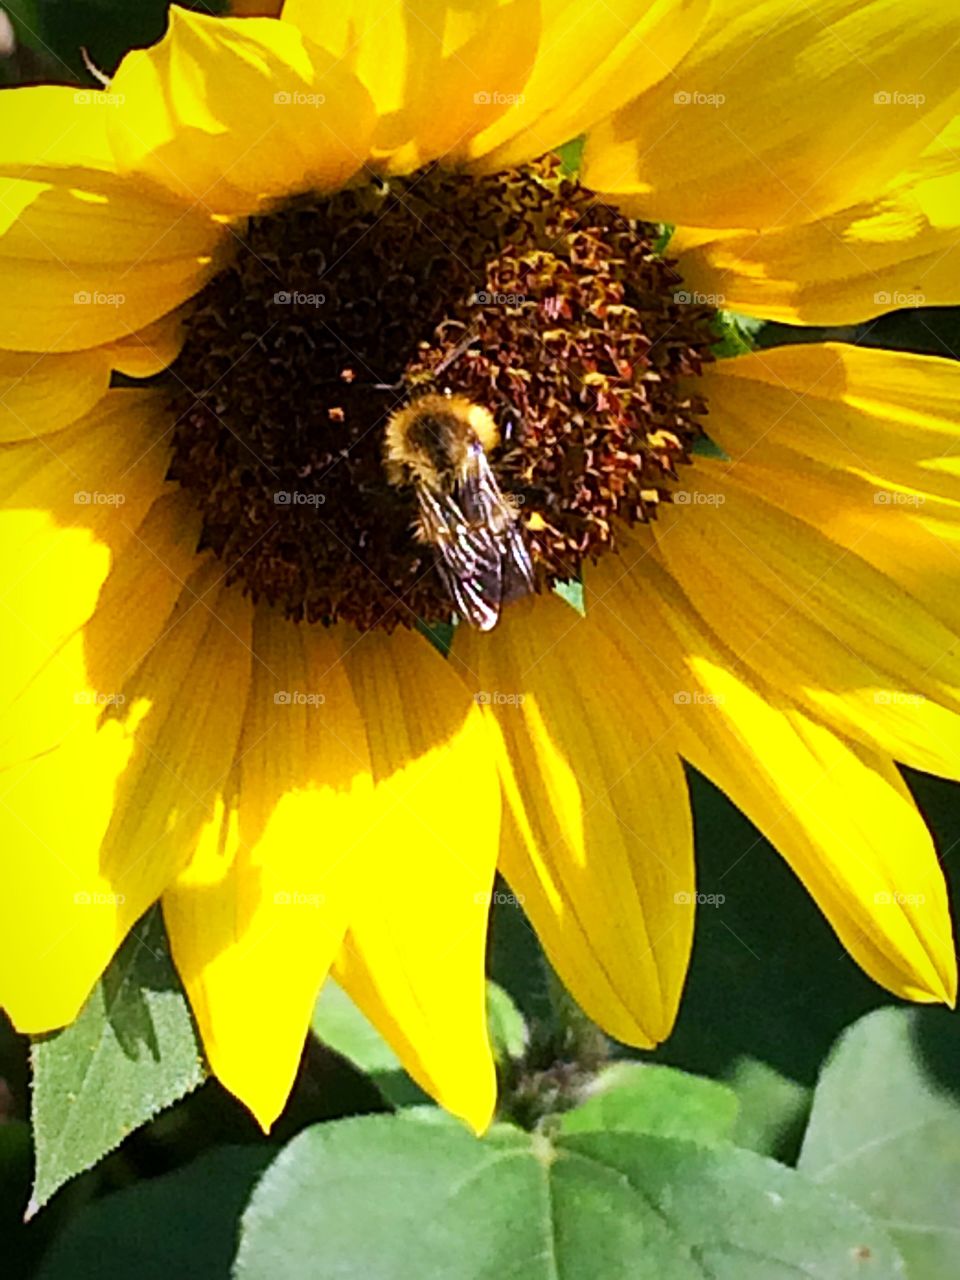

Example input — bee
[384,392,536,630]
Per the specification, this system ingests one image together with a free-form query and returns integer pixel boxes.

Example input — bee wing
[460,444,536,604]
[414,482,502,630]
[415,441,535,631]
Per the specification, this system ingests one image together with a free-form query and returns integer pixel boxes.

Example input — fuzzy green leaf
[236,1114,904,1279]
[30,910,204,1210]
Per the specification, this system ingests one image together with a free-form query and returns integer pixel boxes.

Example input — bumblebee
[384,392,535,630]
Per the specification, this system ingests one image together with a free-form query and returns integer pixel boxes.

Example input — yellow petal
[698,344,960,635]
[0,465,253,1030]
[109,310,186,378]
[678,117,960,324]
[454,591,694,1048]
[0,391,175,743]
[0,84,116,176]
[0,348,113,442]
[465,0,711,172]
[333,627,501,1133]
[593,545,955,1004]
[651,460,960,782]
[711,453,960,671]
[701,343,960,506]
[108,9,376,214]
[583,0,960,230]
[282,0,541,173]
[163,610,367,1130]
[0,87,227,353]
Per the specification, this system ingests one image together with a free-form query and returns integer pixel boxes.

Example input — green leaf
[30,909,204,1210]
[36,1146,272,1280]
[486,981,527,1063]
[711,310,766,358]
[724,1056,811,1161]
[236,1114,904,1279]
[556,135,584,174]
[799,1006,960,1280]
[559,1062,739,1145]
[311,980,428,1107]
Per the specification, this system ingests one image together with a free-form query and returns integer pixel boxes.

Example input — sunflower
[2,0,959,1134]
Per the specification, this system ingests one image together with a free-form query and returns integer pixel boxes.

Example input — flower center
[167,156,715,632]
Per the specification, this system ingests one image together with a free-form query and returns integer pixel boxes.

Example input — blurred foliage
[799,1006,960,1279]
